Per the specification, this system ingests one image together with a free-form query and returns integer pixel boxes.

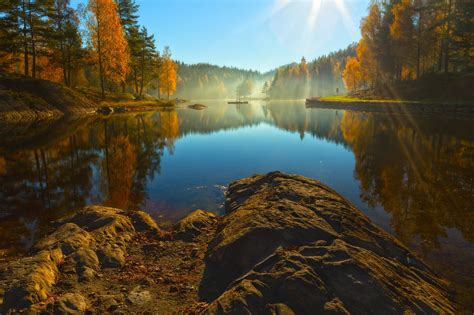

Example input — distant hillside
[175,63,272,99]
[267,45,356,99]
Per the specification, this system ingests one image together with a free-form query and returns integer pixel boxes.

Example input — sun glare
[269,0,356,35]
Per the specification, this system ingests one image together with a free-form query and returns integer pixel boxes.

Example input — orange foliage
[390,0,414,41]
[390,0,415,74]
[342,5,382,91]
[0,156,7,176]
[160,110,179,140]
[37,55,64,83]
[159,58,177,99]
[87,0,130,86]
[343,57,362,92]
[106,135,136,209]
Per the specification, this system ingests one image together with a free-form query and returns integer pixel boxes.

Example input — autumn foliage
[343,0,472,92]
[159,51,177,99]
[343,57,362,92]
[87,0,130,98]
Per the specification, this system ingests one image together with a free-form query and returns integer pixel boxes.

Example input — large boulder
[200,172,456,314]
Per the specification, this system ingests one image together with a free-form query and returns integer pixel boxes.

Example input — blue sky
[73,0,369,72]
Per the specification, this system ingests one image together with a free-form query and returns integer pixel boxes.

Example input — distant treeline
[174,63,270,99]
[264,45,356,99]
[342,0,472,93]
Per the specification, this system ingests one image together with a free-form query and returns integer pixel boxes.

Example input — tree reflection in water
[0,102,473,308]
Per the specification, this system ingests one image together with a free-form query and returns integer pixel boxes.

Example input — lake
[0,100,473,309]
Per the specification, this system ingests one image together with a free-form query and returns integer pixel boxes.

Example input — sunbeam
[307,0,322,29]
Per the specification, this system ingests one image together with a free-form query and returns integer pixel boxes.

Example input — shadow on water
[0,101,473,309]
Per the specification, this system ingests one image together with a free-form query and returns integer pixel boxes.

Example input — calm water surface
[0,101,473,308]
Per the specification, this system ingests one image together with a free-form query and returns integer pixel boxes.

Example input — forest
[265,45,356,99]
[342,0,472,97]
[175,63,269,99]
[0,0,183,100]
[0,0,272,100]
[1,0,472,101]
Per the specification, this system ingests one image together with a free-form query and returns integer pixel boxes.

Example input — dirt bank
[0,75,176,123]
[0,76,97,122]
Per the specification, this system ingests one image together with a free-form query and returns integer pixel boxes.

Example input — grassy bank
[347,73,474,103]
[317,95,406,103]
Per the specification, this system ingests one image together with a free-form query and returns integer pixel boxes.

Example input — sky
[73,0,369,72]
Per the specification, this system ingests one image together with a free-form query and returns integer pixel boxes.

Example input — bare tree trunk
[443,0,452,73]
[416,9,422,79]
[96,14,105,99]
[139,48,145,97]
[133,68,139,94]
[57,4,68,85]
[27,0,36,78]
[67,46,71,86]
[21,0,29,76]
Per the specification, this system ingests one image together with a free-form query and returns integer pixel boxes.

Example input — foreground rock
[200,172,456,314]
[0,173,457,313]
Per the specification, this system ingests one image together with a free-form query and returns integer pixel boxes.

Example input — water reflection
[341,112,474,247]
[0,101,473,308]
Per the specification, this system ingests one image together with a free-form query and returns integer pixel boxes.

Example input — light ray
[270,0,291,17]
[334,0,358,38]
[307,0,322,30]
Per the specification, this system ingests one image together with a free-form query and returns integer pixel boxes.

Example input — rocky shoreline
[0,172,457,313]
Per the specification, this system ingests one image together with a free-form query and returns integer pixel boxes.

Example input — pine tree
[48,0,83,85]
[116,0,140,92]
[137,27,157,97]
[0,0,23,71]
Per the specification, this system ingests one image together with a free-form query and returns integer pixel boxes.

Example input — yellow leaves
[0,156,7,176]
[159,58,177,99]
[87,0,130,85]
[106,135,136,209]
[159,110,179,141]
[390,0,414,41]
[343,57,362,92]
[342,38,375,91]
[37,54,63,83]
[361,4,381,42]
